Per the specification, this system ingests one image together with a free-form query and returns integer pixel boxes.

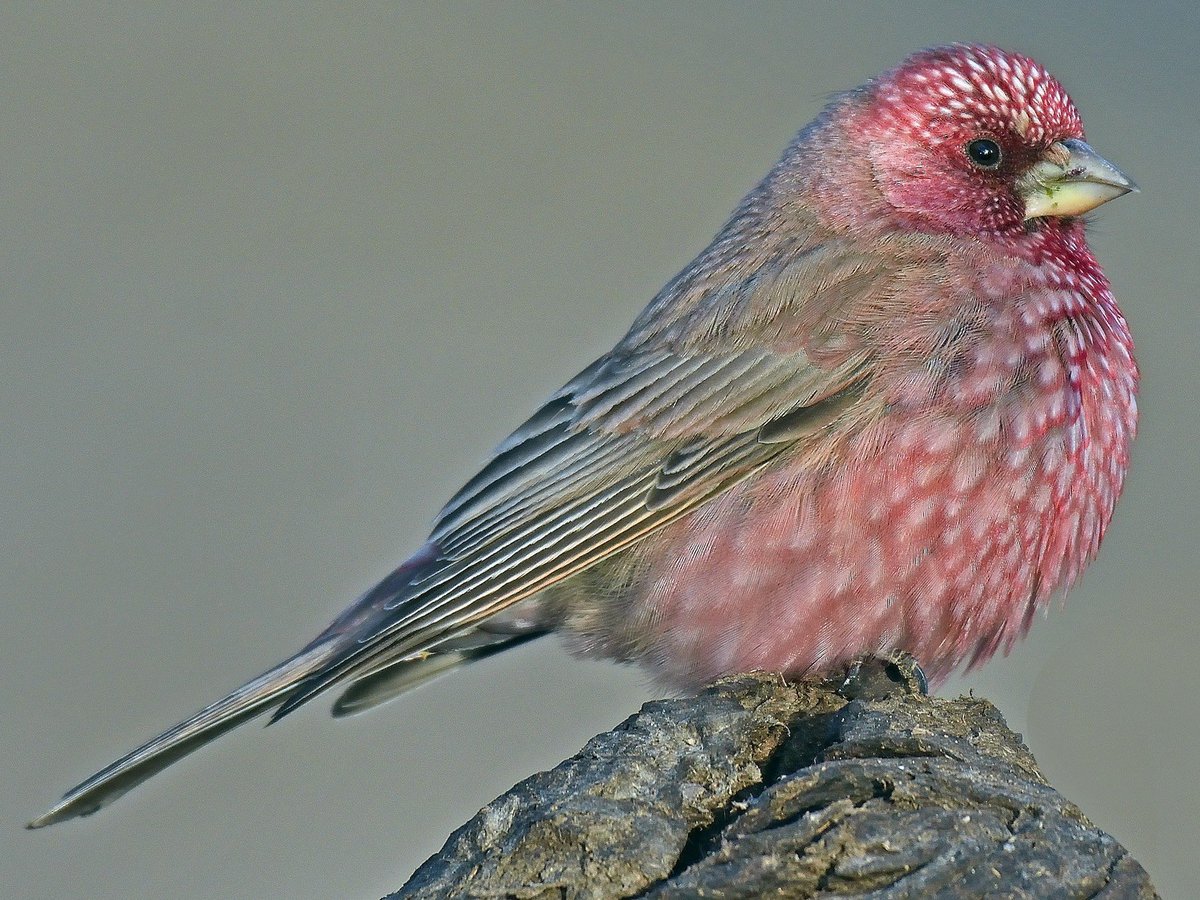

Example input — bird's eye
[966,138,1003,169]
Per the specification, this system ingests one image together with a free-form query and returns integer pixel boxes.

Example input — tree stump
[393,671,1157,898]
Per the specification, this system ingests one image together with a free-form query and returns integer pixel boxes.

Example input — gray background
[3,4,1196,898]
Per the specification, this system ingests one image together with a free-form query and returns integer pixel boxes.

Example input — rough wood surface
[393,669,1157,898]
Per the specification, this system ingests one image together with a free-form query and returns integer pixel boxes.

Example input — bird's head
[826,44,1135,240]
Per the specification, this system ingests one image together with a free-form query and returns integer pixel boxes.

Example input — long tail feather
[27,642,337,828]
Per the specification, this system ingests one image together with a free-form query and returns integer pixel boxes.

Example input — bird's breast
[590,279,1136,690]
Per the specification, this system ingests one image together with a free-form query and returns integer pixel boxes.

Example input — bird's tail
[26,641,339,829]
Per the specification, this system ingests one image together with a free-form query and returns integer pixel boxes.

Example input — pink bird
[30,43,1137,828]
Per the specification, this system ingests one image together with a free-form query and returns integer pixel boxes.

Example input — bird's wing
[28,235,901,827]
[271,237,896,716]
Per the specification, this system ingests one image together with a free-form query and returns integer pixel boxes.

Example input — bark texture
[393,669,1157,899]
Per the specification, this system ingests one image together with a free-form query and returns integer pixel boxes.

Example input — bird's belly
[629,411,1089,689]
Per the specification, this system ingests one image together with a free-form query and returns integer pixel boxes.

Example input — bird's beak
[1019,138,1137,220]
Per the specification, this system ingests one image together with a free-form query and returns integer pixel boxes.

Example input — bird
[29,43,1137,828]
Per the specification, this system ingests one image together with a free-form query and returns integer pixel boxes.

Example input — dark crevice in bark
[657,704,846,887]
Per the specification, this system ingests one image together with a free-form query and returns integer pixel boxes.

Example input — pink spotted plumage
[629,229,1137,685]
[31,43,1137,828]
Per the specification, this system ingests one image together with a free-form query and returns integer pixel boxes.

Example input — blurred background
[3,3,1196,897]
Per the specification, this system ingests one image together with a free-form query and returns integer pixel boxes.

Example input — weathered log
[394,669,1157,898]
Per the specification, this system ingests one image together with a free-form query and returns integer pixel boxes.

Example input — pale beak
[1020,138,1137,220]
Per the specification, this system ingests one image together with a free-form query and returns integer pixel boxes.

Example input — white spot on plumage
[1039,357,1060,386]
[952,452,987,492]
[975,407,1001,443]
[1046,392,1065,423]
[1009,65,1029,96]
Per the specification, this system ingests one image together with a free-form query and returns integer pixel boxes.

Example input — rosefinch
[30,43,1137,827]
